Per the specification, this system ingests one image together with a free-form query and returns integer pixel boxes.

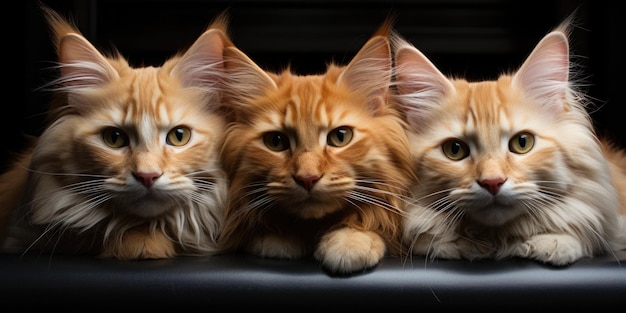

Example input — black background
[10,0,624,171]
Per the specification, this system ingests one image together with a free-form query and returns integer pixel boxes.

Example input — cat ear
[41,4,119,90]
[512,30,569,113]
[57,33,120,90]
[338,35,392,113]
[172,28,227,92]
[392,36,454,131]
[222,46,277,103]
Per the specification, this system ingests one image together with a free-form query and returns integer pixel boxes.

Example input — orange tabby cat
[393,20,626,265]
[0,6,231,259]
[218,23,414,274]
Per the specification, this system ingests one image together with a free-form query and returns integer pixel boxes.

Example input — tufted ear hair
[221,46,277,107]
[338,34,393,114]
[41,5,119,91]
[512,29,570,115]
[172,28,228,93]
[391,33,455,132]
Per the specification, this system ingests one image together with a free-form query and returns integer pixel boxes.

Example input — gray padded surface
[1,251,624,309]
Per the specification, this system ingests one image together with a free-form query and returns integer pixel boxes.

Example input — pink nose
[478,178,505,195]
[133,172,162,188]
[294,174,321,191]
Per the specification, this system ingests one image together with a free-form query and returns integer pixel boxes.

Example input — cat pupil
[448,141,464,156]
[336,129,347,142]
[451,142,461,154]
[174,128,184,141]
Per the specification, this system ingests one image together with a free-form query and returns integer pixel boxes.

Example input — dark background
[9,0,624,171]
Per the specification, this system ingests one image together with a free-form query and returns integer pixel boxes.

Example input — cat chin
[114,197,174,218]
[282,200,343,219]
[465,206,524,227]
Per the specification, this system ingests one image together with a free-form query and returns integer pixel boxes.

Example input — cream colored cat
[393,20,626,265]
[0,6,231,259]
[218,23,414,274]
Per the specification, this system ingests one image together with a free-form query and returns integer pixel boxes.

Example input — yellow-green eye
[327,126,353,147]
[263,131,290,151]
[102,127,129,148]
[166,126,191,146]
[442,139,469,161]
[509,131,535,154]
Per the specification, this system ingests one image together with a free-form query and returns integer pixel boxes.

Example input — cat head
[27,7,232,237]
[392,20,608,227]
[218,22,413,251]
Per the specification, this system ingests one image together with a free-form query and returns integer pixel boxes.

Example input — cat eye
[102,127,129,148]
[509,132,535,154]
[263,131,290,151]
[166,126,192,146]
[327,126,353,147]
[442,139,469,161]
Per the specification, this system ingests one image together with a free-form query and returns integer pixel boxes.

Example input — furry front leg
[100,226,176,260]
[516,233,584,266]
[314,227,386,274]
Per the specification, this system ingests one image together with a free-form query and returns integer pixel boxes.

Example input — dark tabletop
[1,250,624,309]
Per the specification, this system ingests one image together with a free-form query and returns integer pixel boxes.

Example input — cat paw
[314,227,385,274]
[517,234,584,266]
[248,234,308,259]
[101,228,176,260]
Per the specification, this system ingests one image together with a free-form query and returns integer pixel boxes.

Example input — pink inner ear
[393,44,455,133]
[395,47,452,97]
[338,36,392,113]
[175,30,226,90]
[59,34,117,89]
[512,31,570,112]
[222,46,277,101]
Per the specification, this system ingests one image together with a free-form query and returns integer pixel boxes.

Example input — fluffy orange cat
[393,19,626,266]
[0,6,231,259]
[217,23,414,274]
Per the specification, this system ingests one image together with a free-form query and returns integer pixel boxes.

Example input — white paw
[518,234,584,266]
[314,227,386,274]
